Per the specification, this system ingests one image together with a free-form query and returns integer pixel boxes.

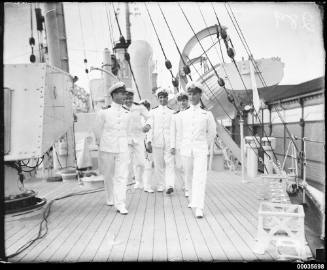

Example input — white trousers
[175,148,185,188]
[128,139,146,186]
[99,151,129,208]
[152,146,175,189]
[182,149,208,210]
[143,152,154,189]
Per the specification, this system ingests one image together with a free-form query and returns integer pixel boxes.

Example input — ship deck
[5,170,313,262]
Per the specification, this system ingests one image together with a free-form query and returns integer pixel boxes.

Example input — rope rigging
[178,2,277,173]
[207,3,279,164]
[184,52,270,173]
[221,3,299,164]
[224,3,300,156]
[111,2,142,100]
[157,3,192,82]
[104,2,115,51]
[197,3,225,64]
[144,2,179,90]
[78,3,90,76]
[197,3,233,90]
[29,3,36,63]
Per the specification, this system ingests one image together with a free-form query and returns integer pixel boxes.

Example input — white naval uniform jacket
[126,103,151,143]
[180,103,217,157]
[94,101,130,153]
[147,105,174,148]
[170,110,184,150]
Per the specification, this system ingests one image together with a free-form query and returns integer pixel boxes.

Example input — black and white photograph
[2,2,325,263]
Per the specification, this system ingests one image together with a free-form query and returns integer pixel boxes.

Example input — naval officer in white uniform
[170,91,189,196]
[178,81,217,218]
[94,82,130,215]
[123,88,152,192]
[146,88,175,194]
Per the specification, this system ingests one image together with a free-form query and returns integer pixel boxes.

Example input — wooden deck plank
[170,190,198,262]
[108,189,143,262]
[137,191,155,262]
[5,170,298,263]
[32,191,104,262]
[50,194,108,261]
[209,176,274,261]
[11,191,87,262]
[62,199,109,262]
[203,197,242,261]
[6,182,85,257]
[122,188,149,261]
[92,189,136,262]
[205,187,259,261]
[176,190,213,262]
[152,192,167,261]
[91,211,125,262]
[5,181,77,240]
[174,172,227,261]
[162,194,183,262]
[77,205,118,262]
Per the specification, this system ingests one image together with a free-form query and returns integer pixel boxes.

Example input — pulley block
[29,37,35,46]
[172,77,179,87]
[218,77,225,87]
[165,59,172,70]
[227,47,235,59]
[221,28,228,40]
[183,65,191,75]
[124,52,130,62]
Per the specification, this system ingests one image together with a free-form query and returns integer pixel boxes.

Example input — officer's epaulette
[133,102,140,105]
[200,105,207,110]
[167,106,174,110]
[122,105,130,111]
[102,105,111,110]
[185,106,190,110]
[174,110,180,114]
[152,106,159,109]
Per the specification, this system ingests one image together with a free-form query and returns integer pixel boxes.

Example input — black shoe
[166,187,174,195]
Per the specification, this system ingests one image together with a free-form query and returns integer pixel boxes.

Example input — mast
[125,2,131,43]
[43,3,69,72]
[43,2,75,170]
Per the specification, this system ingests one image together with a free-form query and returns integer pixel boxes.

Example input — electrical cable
[6,187,104,259]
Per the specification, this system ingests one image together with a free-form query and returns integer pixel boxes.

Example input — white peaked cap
[125,88,134,94]
[155,87,168,97]
[177,90,188,97]
[185,81,204,93]
[108,81,126,94]
[140,99,150,103]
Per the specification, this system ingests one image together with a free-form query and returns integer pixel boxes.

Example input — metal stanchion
[240,116,246,183]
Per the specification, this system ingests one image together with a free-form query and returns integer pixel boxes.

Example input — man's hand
[95,138,100,146]
[142,124,151,133]
[170,148,176,155]
[146,142,152,153]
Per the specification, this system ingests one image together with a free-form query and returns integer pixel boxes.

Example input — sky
[4,2,325,93]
